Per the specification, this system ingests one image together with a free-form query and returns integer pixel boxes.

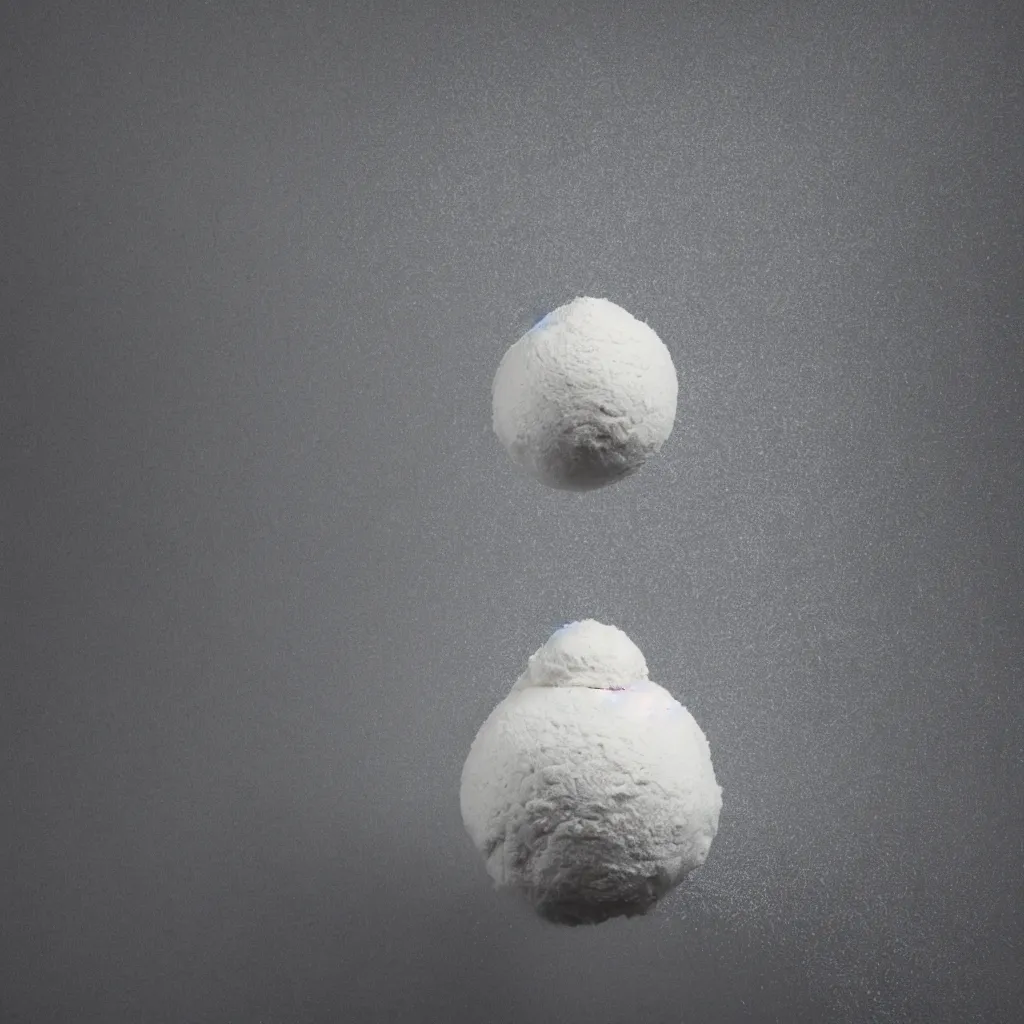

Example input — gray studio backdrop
[5,1,1022,1022]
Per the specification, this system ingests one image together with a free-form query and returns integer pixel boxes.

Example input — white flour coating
[492,297,678,490]
[460,620,722,926]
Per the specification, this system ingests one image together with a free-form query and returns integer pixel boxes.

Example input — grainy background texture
[4,1,1023,1021]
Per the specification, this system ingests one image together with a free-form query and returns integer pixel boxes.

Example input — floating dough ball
[492,297,678,491]
[460,620,722,926]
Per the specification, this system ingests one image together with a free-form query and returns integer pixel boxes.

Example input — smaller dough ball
[492,297,678,491]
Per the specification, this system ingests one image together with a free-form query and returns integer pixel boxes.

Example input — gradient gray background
[5,1,1023,1021]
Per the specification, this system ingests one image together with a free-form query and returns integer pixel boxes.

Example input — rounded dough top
[512,619,649,692]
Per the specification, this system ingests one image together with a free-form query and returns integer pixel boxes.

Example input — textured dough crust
[460,622,722,925]
[492,297,678,491]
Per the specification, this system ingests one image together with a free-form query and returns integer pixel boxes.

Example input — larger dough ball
[492,297,678,490]
[460,620,722,926]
